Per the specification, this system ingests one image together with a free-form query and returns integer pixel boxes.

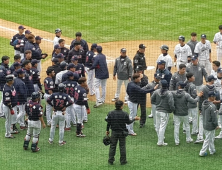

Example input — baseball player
[44,67,55,126]
[194,34,212,75]
[70,56,85,77]
[186,55,208,93]
[12,62,21,77]
[21,50,32,63]
[126,73,158,135]
[63,71,78,130]
[70,32,89,64]
[199,91,219,157]
[51,58,62,77]
[14,69,28,130]
[31,59,42,93]
[156,45,173,71]
[53,28,62,47]
[112,48,132,103]
[23,92,46,152]
[10,54,21,73]
[213,25,222,62]
[48,83,73,145]
[85,43,97,96]
[55,53,65,64]
[172,81,201,145]
[55,61,68,85]
[169,64,187,91]
[133,44,147,73]
[68,41,84,64]
[52,45,62,60]
[187,32,198,55]
[174,36,192,70]
[61,64,79,83]
[0,56,11,118]
[195,75,220,144]
[10,25,25,55]
[20,30,32,60]
[3,75,18,138]
[155,60,172,85]
[151,80,175,146]
[74,77,88,137]
[87,46,109,108]
[58,39,69,62]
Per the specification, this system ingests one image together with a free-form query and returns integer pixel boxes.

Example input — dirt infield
[0,18,218,107]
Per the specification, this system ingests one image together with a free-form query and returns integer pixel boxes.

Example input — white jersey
[213,32,222,48]
[156,54,173,68]
[174,44,192,62]
[211,69,221,91]
[194,40,211,61]
[53,36,60,47]
[55,70,68,85]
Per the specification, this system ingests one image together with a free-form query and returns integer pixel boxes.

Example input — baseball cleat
[80,133,86,137]
[20,126,27,130]
[186,138,193,143]
[93,102,103,108]
[64,128,71,131]
[59,141,66,146]
[0,115,5,119]
[139,124,145,128]
[210,150,216,155]
[175,143,179,146]
[108,161,114,165]
[11,130,19,134]
[148,114,153,118]
[124,100,128,104]
[215,135,222,139]
[157,143,168,146]
[194,139,204,144]
[129,133,137,136]
[111,98,118,102]
[48,140,53,144]
[47,124,51,127]
[189,121,193,125]
[183,130,186,133]
[23,147,28,150]
[32,147,40,152]
[121,161,128,165]
[199,152,207,157]
[83,120,88,123]
[5,135,15,139]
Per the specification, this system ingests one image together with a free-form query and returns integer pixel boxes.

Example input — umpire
[105,100,140,165]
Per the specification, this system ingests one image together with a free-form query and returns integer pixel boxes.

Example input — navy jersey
[44,77,54,94]
[61,71,79,83]
[0,63,11,91]
[75,63,85,77]
[25,100,43,121]
[31,67,42,90]
[47,92,73,111]
[67,49,84,64]
[20,37,28,53]
[24,69,35,97]
[74,85,87,106]
[63,80,77,97]
[24,41,42,60]
[52,48,70,62]
[10,33,25,51]
[85,50,95,68]
[3,84,17,107]
[70,39,88,64]
[10,62,16,73]
[14,77,28,104]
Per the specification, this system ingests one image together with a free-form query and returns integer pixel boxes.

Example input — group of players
[1,24,222,156]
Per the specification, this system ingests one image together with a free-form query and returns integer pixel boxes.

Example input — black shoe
[140,124,145,128]
[0,115,5,119]
[108,161,113,165]
[121,161,127,165]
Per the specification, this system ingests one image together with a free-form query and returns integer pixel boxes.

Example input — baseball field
[0,0,222,169]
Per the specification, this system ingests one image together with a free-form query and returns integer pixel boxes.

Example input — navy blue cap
[161,80,168,87]
[25,30,31,34]
[208,91,216,97]
[56,53,64,58]
[60,61,68,68]
[135,65,143,71]
[52,58,59,63]
[54,44,61,49]
[71,55,78,61]
[139,44,146,49]
[178,81,187,88]
[121,48,126,52]
[91,43,97,49]
[201,34,207,39]
[191,55,198,61]
[154,73,161,80]
[217,68,222,73]
[14,62,21,67]
[35,36,43,40]
[16,68,25,74]
[96,46,102,52]
[208,75,217,82]
[157,60,166,65]
[67,71,74,77]
[31,59,40,65]
[18,25,25,29]
[67,63,76,70]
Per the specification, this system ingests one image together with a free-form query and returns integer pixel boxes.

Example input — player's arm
[10,36,16,46]
[211,108,218,128]
[151,91,157,104]
[169,75,175,91]
[202,67,208,82]
[82,65,85,77]
[89,56,99,70]
[47,95,54,107]
[128,60,133,80]
[113,59,118,79]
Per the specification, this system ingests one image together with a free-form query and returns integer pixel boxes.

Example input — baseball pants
[176,61,187,71]
[114,79,129,101]
[37,60,41,72]
[174,115,192,144]
[44,93,52,125]
[197,114,204,140]
[216,115,222,137]
[16,104,26,127]
[138,102,146,125]
[83,107,88,121]
[199,130,215,156]
[216,48,222,63]
[65,98,76,128]
[85,67,95,95]
[4,105,16,137]
[74,104,85,124]
[25,120,41,144]
[34,84,40,92]
[94,78,107,103]
[156,111,169,145]
[189,108,198,134]
[199,60,212,76]
[49,111,65,143]
[126,101,138,134]
[0,91,3,117]
[151,104,157,131]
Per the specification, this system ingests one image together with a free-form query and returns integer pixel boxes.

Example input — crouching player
[23,92,46,152]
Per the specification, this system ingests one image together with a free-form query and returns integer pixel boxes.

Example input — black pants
[138,103,146,125]
[108,131,126,164]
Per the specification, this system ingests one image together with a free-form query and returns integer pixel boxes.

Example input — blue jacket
[156,68,172,85]
[0,63,11,91]
[14,77,28,104]
[89,53,109,79]
[24,41,42,60]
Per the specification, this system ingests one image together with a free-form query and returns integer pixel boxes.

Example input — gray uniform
[187,40,198,55]
[169,72,187,91]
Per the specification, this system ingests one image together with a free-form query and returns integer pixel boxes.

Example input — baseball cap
[178,81,187,88]
[73,41,81,45]
[157,60,166,65]
[35,36,43,40]
[67,71,74,77]
[52,58,59,63]
[121,48,126,53]
[135,65,143,71]
[75,32,82,37]
[60,61,68,69]
[56,53,64,59]
[154,73,161,80]
[139,44,146,49]
[208,91,216,97]
[160,80,168,88]
[13,62,21,67]
[16,68,25,74]
[2,56,10,61]
[25,30,31,34]
[18,25,25,29]
[67,63,76,70]
[91,43,97,49]
[201,34,207,39]
[207,75,217,82]
[54,44,61,49]
[96,46,102,52]
[71,56,78,61]
[191,55,198,61]
[218,68,222,73]
[31,59,40,65]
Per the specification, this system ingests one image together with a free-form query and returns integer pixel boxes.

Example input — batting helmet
[103,136,111,146]
[160,45,169,51]
[55,28,62,33]
[31,92,40,101]
[58,83,65,92]
[178,35,185,42]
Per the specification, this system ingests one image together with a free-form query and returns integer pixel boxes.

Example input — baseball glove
[103,135,111,146]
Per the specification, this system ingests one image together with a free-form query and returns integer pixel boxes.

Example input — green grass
[1,102,222,170]
[0,0,221,42]
[0,36,15,64]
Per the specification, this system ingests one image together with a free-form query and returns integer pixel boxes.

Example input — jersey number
[65,87,74,96]
[74,92,79,101]
[55,99,65,107]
